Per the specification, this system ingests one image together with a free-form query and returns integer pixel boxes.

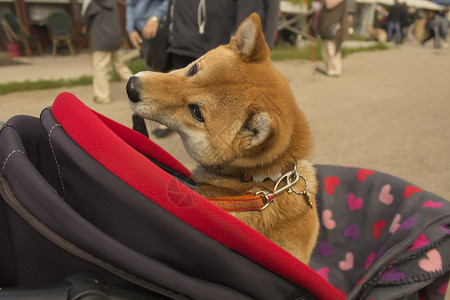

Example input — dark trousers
[169,53,197,70]
[142,38,170,72]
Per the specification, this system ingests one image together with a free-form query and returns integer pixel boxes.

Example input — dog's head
[127,13,312,175]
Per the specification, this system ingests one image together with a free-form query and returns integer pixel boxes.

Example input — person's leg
[332,49,342,76]
[92,51,112,103]
[441,30,447,42]
[324,40,341,76]
[111,50,133,81]
[316,40,340,76]
[395,21,402,44]
[387,21,394,42]
[440,23,448,42]
[407,23,415,42]
[321,40,331,71]
[421,29,434,45]
[440,22,448,48]
[433,25,441,48]
[141,38,153,71]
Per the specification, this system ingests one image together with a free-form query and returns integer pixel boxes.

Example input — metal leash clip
[274,167,300,196]
[261,164,314,210]
[255,189,273,211]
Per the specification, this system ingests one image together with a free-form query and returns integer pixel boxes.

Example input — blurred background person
[82,0,132,104]
[126,0,169,71]
[421,10,448,49]
[405,6,419,43]
[386,0,406,44]
[314,0,348,77]
[167,0,278,69]
[435,10,448,48]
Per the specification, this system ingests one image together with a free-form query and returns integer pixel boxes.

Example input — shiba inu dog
[126,13,319,264]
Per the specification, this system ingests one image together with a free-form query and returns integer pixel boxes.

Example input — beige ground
[0,42,449,298]
[0,42,449,202]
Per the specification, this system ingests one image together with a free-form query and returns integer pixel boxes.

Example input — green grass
[0,42,388,96]
[109,57,145,82]
[270,40,388,61]
[271,40,323,61]
[341,42,389,58]
[0,58,145,96]
[0,76,93,95]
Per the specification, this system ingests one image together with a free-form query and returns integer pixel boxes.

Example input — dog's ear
[229,13,270,62]
[240,108,277,153]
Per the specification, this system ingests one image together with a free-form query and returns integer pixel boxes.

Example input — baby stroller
[0,93,449,299]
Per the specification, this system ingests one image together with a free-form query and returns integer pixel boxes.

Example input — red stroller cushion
[51,92,343,300]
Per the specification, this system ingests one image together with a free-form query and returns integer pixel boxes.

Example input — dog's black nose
[126,76,141,103]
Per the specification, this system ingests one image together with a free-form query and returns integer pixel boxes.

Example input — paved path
[1,42,449,200]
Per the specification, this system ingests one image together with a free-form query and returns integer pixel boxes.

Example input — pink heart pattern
[438,282,448,295]
[314,166,450,297]
[365,252,376,269]
[408,233,429,251]
[347,193,363,211]
[389,214,402,234]
[339,252,354,271]
[419,249,442,272]
[315,267,330,281]
[379,184,394,205]
[422,200,443,208]
[322,209,336,230]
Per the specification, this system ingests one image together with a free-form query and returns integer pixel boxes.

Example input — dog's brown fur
[127,13,319,264]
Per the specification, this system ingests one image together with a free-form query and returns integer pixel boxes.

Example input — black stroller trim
[0,273,171,300]
[0,176,185,300]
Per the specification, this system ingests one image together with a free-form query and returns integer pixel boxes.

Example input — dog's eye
[189,104,204,122]
[187,63,198,77]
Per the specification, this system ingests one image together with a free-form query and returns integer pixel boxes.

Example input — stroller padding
[3,91,448,299]
[0,92,343,299]
[49,92,341,299]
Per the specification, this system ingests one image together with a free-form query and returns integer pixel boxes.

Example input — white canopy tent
[278,0,444,39]
[357,0,444,10]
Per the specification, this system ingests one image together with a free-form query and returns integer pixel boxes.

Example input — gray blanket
[310,165,450,299]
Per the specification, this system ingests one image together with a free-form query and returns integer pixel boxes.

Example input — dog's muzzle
[126,76,141,103]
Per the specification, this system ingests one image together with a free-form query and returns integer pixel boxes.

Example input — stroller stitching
[48,124,66,199]
[1,149,27,174]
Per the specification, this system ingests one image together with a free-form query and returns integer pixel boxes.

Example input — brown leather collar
[208,163,313,212]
